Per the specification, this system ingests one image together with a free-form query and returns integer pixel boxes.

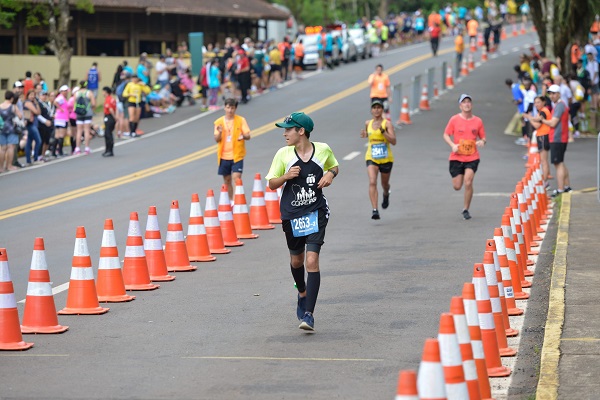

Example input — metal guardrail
[391,83,402,124]
[411,75,421,114]
[597,132,599,202]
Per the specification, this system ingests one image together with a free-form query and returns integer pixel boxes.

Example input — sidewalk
[537,190,600,399]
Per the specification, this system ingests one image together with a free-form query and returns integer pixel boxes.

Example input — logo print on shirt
[306,174,316,186]
[291,184,317,206]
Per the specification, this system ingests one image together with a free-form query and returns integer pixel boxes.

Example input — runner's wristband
[328,169,337,178]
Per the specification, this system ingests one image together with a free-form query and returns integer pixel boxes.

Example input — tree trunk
[545,0,555,59]
[46,0,72,86]
[378,0,388,19]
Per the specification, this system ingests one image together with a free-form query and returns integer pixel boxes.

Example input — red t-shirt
[103,94,116,116]
[444,113,486,162]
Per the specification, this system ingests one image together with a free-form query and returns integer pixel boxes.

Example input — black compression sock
[305,271,321,313]
[290,264,306,293]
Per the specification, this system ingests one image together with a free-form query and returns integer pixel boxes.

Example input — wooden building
[0,0,289,56]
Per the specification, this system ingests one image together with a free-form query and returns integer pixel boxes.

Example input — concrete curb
[536,193,570,399]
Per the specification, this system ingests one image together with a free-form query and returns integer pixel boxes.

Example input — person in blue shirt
[87,62,101,99]
[324,30,334,69]
[506,78,528,144]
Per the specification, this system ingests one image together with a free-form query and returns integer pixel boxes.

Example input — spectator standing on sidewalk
[122,75,150,138]
[52,85,69,157]
[87,62,101,99]
[73,82,96,155]
[525,95,552,184]
[235,49,252,104]
[585,52,599,111]
[443,94,487,220]
[534,85,571,197]
[37,89,54,159]
[0,91,23,172]
[101,87,117,157]
[429,23,441,57]
[23,89,42,165]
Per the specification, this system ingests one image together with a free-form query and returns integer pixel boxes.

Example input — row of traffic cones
[397,43,495,127]
[394,154,552,397]
[0,174,281,351]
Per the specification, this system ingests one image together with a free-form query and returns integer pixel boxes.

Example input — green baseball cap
[275,112,314,133]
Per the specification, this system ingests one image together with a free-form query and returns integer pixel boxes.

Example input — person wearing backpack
[73,81,96,155]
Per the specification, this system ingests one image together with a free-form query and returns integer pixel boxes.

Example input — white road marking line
[343,151,361,160]
[18,282,70,304]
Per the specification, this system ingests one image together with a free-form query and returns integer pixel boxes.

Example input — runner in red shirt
[443,94,487,220]
[102,86,117,157]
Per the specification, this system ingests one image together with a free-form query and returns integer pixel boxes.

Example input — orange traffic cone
[449,297,484,400]
[185,195,217,261]
[395,370,418,400]
[446,66,455,89]
[512,25,518,37]
[521,24,526,35]
[204,189,232,253]
[96,220,136,302]
[468,53,475,71]
[165,200,199,271]
[143,207,176,281]
[20,238,69,333]
[122,212,160,291]
[438,313,469,398]
[463,282,511,377]
[397,97,412,125]
[59,227,109,315]
[477,33,484,47]
[233,179,259,239]
[0,249,34,350]
[419,85,430,111]
[494,227,528,300]
[505,205,534,281]
[417,338,447,399]
[501,28,507,40]
[460,59,469,76]
[481,47,488,62]
[433,83,439,99]
[485,239,523,316]
[218,184,244,247]
[473,263,516,357]
[483,251,518,338]
[249,173,275,230]
[265,186,282,224]
[470,38,477,52]
[501,213,531,289]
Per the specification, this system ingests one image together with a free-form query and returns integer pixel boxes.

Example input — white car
[294,34,320,69]
[331,30,358,63]
[349,28,371,59]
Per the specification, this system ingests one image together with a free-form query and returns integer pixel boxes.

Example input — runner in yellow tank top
[360,100,396,220]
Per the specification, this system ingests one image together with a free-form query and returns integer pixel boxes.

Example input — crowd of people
[505,31,600,198]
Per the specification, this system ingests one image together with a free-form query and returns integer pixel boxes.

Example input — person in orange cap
[266,112,339,331]
[443,94,487,220]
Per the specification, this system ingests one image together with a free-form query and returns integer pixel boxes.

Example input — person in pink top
[443,94,487,220]
[67,87,79,154]
[52,85,70,157]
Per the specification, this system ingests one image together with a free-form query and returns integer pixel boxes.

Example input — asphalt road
[1,32,598,400]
